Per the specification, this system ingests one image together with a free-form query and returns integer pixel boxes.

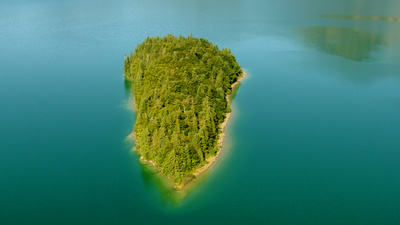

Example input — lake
[1,0,400,224]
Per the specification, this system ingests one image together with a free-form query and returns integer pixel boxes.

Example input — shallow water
[1,0,400,224]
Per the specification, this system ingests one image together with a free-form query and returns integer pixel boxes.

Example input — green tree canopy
[124,34,242,185]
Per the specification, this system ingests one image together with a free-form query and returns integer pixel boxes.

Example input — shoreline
[189,69,246,183]
[129,69,246,190]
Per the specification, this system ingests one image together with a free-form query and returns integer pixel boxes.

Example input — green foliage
[124,34,242,185]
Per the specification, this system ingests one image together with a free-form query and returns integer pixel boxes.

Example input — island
[124,34,244,189]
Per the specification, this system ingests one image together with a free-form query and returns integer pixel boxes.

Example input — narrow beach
[189,69,246,185]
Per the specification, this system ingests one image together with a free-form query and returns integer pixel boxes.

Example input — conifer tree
[124,34,242,185]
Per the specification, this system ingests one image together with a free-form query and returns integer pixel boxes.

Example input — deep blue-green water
[1,0,400,224]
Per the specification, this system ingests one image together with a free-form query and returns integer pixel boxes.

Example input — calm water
[1,0,400,224]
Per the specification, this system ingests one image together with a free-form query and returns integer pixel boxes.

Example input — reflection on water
[139,162,182,205]
[302,26,387,62]
[124,79,133,98]
[301,12,400,83]
[319,14,400,23]
[139,160,208,206]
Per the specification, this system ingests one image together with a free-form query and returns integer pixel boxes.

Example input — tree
[124,34,242,185]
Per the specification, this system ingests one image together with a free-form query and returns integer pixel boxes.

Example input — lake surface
[1,0,400,224]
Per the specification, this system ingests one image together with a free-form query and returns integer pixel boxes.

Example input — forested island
[124,34,244,189]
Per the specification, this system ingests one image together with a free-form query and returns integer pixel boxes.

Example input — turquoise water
[1,0,400,224]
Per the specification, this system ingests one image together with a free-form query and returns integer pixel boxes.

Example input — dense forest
[124,34,243,186]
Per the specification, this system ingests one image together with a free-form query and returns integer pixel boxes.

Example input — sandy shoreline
[189,69,246,184]
[130,69,246,190]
